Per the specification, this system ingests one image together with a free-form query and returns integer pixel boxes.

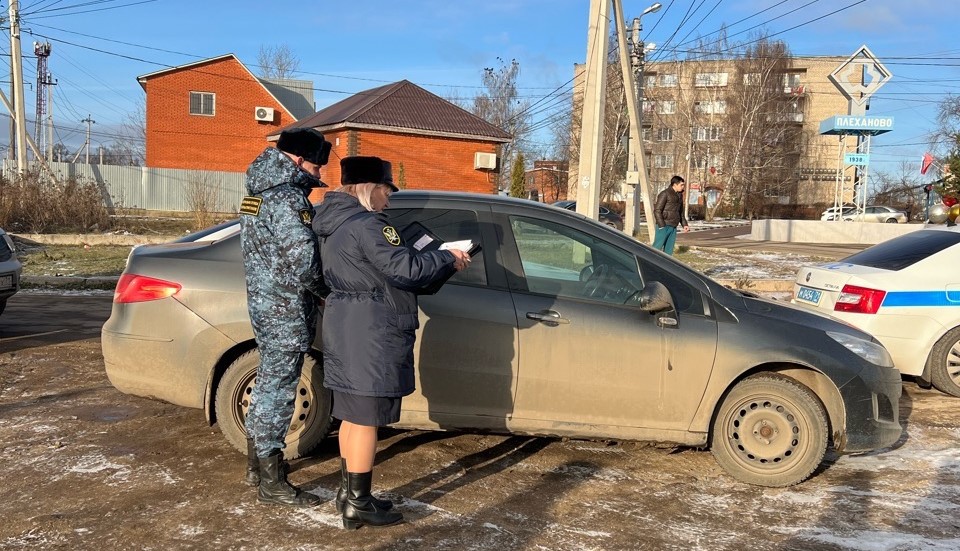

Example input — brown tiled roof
[276,80,512,142]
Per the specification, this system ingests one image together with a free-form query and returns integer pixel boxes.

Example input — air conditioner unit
[254,107,275,122]
[474,152,497,170]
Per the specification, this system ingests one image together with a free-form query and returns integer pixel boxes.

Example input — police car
[793,226,960,396]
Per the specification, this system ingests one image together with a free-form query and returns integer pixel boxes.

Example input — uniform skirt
[331,390,401,427]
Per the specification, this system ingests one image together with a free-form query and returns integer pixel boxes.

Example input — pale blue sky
[5,0,958,176]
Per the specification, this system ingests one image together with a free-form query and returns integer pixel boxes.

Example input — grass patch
[19,244,131,277]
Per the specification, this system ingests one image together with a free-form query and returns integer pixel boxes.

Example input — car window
[386,207,487,286]
[509,215,641,304]
[841,230,960,271]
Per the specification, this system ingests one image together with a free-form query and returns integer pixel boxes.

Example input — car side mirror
[634,281,675,313]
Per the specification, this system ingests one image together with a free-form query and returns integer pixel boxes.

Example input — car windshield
[840,230,960,270]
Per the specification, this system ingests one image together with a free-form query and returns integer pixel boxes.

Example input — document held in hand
[401,222,480,256]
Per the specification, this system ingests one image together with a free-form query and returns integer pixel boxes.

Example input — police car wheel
[214,349,333,458]
[928,326,960,398]
[710,374,828,487]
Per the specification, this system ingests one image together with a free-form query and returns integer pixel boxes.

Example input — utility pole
[81,114,95,164]
[574,0,610,223]
[624,6,659,237]
[34,41,55,162]
[612,0,658,241]
[8,0,28,173]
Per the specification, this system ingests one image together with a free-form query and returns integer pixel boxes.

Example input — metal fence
[3,160,246,213]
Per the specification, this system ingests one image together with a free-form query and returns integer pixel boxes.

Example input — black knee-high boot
[245,438,260,486]
[342,471,403,530]
[257,450,322,507]
[336,458,393,513]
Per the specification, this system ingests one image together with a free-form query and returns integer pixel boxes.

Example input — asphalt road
[2,292,960,550]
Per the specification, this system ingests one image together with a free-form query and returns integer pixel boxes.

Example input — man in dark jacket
[652,175,689,255]
[239,128,330,507]
[313,156,468,529]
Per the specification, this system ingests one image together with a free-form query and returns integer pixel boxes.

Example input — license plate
[796,286,822,305]
[0,275,12,290]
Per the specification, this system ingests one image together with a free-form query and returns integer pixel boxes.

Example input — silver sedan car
[0,227,21,316]
[102,192,902,487]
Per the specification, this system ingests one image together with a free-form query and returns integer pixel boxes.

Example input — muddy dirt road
[1,293,959,550]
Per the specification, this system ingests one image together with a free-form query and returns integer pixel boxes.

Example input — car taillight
[113,274,182,303]
[834,284,886,314]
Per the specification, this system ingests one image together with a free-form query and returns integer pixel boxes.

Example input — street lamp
[624,2,662,236]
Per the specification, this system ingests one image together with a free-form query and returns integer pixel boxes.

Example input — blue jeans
[652,225,678,255]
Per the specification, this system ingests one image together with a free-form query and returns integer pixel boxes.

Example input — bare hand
[450,249,471,271]
[682,225,690,233]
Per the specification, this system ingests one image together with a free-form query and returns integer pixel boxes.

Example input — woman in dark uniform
[313,156,469,530]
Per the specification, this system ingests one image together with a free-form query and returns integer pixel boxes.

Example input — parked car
[102,191,902,487]
[821,205,907,223]
[0,227,21,316]
[552,200,625,230]
[793,227,960,396]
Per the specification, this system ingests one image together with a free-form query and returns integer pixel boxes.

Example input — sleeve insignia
[382,225,401,246]
[239,196,262,216]
[299,209,313,225]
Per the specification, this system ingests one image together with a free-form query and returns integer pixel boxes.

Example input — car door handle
[526,310,570,324]
[658,315,678,328]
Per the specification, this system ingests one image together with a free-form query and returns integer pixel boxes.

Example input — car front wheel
[885,218,898,223]
[928,327,960,397]
[711,374,828,487]
[214,349,332,458]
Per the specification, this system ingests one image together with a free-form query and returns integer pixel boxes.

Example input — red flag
[921,152,934,175]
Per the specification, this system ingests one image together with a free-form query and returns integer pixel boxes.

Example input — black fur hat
[276,128,331,166]
[340,156,397,191]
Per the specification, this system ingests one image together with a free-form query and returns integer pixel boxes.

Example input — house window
[743,73,761,85]
[694,72,728,87]
[694,100,726,114]
[783,73,803,93]
[654,154,674,168]
[642,99,655,114]
[657,127,674,142]
[657,100,676,115]
[644,75,657,88]
[642,127,652,141]
[692,154,722,169]
[692,126,722,141]
[658,74,678,87]
[190,91,215,116]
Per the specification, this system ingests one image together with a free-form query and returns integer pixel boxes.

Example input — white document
[412,234,435,251]
[439,239,475,253]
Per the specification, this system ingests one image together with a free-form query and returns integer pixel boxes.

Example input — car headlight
[827,331,894,368]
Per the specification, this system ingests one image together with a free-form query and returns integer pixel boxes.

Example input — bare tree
[471,58,532,192]
[257,44,301,80]
[185,171,221,230]
[872,160,924,220]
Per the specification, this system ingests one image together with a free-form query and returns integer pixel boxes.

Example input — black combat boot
[336,458,393,514]
[257,450,322,507]
[342,471,403,530]
[245,439,260,486]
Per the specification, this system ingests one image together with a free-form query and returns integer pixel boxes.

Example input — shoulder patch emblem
[239,196,262,216]
[382,225,401,246]
[299,209,313,225]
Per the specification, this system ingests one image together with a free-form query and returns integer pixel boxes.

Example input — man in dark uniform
[239,128,331,507]
[652,175,689,255]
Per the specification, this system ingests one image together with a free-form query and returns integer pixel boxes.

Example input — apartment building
[571,55,861,216]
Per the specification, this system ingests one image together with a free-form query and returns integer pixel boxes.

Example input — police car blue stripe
[882,290,960,307]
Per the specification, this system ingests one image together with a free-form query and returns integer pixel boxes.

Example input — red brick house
[137,54,315,172]
[273,80,512,202]
[525,160,569,203]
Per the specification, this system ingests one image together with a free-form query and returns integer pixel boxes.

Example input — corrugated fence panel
[6,160,246,213]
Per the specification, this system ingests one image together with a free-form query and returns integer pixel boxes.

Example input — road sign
[844,153,870,166]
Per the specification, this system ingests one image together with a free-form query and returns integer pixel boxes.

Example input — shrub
[0,168,110,233]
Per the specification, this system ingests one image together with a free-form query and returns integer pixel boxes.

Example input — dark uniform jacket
[313,192,455,397]
[654,186,688,228]
[239,147,326,352]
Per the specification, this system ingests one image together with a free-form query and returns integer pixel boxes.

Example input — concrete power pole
[574,0,610,223]
[8,0,28,173]
[73,115,95,164]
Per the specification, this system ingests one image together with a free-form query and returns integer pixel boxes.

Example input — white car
[792,227,960,395]
[821,205,907,223]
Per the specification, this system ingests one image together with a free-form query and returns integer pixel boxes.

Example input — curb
[21,275,119,289]
[13,233,176,246]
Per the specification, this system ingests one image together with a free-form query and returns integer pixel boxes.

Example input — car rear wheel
[214,349,332,458]
[928,327,960,397]
[711,374,828,487]
[885,218,898,223]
